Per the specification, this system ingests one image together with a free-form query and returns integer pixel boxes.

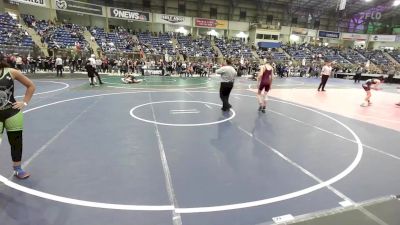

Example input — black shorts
[0,107,19,122]
[362,84,370,91]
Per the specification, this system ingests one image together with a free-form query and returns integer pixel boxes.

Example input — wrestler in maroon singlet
[259,68,272,92]
[257,63,273,113]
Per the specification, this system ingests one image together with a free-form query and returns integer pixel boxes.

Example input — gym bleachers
[0,13,34,54]
[215,38,253,59]
[137,32,176,55]
[177,36,215,58]
[358,49,390,66]
[91,27,136,53]
[22,14,88,50]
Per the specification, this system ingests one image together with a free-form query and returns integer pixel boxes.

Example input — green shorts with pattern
[0,110,23,134]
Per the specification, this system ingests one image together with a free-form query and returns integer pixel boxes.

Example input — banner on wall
[109,7,151,22]
[341,33,368,41]
[194,18,228,29]
[369,34,396,42]
[228,21,249,31]
[10,0,48,7]
[307,29,317,37]
[396,35,400,42]
[280,26,291,35]
[153,14,191,26]
[318,30,340,39]
[54,0,104,16]
[291,27,308,36]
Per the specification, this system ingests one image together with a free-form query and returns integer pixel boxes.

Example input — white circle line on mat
[129,100,235,127]
[16,81,70,98]
[0,91,363,213]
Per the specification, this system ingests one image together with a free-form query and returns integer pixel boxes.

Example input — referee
[318,59,332,92]
[55,56,63,77]
[216,59,237,111]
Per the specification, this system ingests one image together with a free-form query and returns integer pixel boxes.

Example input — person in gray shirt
[216,59,237,111]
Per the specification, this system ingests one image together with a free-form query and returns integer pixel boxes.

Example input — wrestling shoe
[13,166,30,179]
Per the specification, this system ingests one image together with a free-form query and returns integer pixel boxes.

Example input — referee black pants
[220,82,234,111]
[56,65,63,77]
[318,75,329,91]
[94,70,103,84]
[354,73,361,83]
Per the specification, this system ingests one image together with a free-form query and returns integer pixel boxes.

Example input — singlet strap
[0,68,10,79]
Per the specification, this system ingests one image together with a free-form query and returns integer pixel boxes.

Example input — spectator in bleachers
[15,55,23,71]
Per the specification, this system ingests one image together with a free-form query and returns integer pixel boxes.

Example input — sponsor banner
[369,34,396,42]
[228,21,249,31]
[396,35,400,42]
[153,14,191,26]
[341,33,368,41]
[10,0,48,7]
[307,29,317,37]
[54,0,104,16]
[109,7,151,22]
[194,18,228,29]
[280,26,291,35]
[291,27,308,36]
[318,30,340,39]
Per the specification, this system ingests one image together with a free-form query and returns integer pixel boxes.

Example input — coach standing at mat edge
[216,59,237,111]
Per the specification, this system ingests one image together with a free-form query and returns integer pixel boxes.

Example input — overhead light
[394,0,400,6]
[207,29,219,37]
[236,31,248,38]
[365,0,372,2]
[290,34,300,42]
[175,27,188,35]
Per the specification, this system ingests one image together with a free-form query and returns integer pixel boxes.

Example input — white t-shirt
[55,58,63,66]
[89,57,96,67]
[321,65,332,76]
[96,59,102,66]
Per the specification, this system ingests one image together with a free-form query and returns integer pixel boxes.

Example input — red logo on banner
[195,18,217,28]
